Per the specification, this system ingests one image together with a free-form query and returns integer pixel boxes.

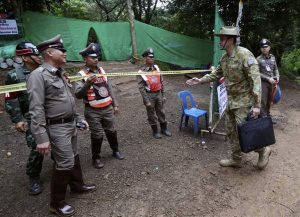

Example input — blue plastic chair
[177,90,208,136]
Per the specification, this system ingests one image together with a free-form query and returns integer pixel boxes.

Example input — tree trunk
[127,0,138,62]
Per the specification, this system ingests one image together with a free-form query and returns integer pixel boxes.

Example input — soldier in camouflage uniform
[187,26,271,170]
[256,39,280,117]
[5,42,44,195]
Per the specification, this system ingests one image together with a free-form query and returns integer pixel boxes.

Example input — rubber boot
[49,167,75,217]
[150,125,162,139]
[28,176,42,195]
[257,146,271,170]
[91,137,104,168]
[219,158,241,168]
[69,155,96,194]
[160,122,172,137]
[106,131,125,160]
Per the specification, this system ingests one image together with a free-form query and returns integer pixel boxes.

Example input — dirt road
[0,65,299,217]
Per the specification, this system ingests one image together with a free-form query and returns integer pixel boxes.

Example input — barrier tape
[0,69,211,94]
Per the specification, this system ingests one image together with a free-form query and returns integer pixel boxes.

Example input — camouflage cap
[37,34,66,52]
[214,26,240,37]
[79,43,101,57]
[142,48,154,58]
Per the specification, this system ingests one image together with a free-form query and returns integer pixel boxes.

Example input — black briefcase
[238,116,276,153]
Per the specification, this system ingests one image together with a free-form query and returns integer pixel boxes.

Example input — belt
[146,90,161,93]
[46,116,74,125]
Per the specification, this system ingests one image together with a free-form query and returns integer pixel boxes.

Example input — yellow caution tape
[0,69,210,94]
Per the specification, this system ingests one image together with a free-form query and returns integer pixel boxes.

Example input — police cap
[79,43,101,57]
[142,48,154,58]
[260,39,271,48]
[16,42,39,56]
[37,34,66,52]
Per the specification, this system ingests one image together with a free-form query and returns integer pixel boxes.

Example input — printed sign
[0,19,18,35]
[217,82,228,117]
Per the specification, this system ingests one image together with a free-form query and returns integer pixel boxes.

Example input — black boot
[160,122,172,137]
[49,166,75,217]
[106,131,125,160]
[91,137,104,169]
[69,155,96,194]
[151,125,162,139]
[28,176,42,195]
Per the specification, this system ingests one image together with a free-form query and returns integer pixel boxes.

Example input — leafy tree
[166,0,300,64]
[91,0,127,21]
[132,0,160,24]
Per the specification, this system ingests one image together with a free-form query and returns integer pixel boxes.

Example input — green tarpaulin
[20,11,213,68]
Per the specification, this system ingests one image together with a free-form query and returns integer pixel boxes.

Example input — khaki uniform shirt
[27,63,77,145]
[202,46,261,109]
[136,65,165,104]
[256,54,279,82]
[74,66,118,107]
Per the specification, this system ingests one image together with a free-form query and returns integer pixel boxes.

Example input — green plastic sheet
[20,11,213,68]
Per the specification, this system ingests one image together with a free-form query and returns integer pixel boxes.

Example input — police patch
[98,86,108,97]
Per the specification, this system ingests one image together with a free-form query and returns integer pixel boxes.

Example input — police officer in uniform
[256,39,280,117]
[137,48,171,139]
[27,35,96,217]
[5,42,44,195]
[74,43,124,169]
[187,27,271,170]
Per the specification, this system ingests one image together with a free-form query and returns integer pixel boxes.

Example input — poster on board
[0,19,18,35]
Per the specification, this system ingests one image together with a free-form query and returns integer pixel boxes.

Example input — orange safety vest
[78,67,113,108]
[140,65,162,92]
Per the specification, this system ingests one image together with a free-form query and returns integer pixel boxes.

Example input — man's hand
[15,121,27,133]
[113,106,119,115]
[36,142,51,155]
[186,77,202,86]
[274,77,279,83]
[251,107,261,119]
[268,77,276,84]
[86,75,97,85]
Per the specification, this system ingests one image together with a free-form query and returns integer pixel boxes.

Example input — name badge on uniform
[266,65,271,71]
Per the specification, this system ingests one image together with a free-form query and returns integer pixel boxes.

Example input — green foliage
[166,0,300,66]
[281,49,300,78]
[48,0,95,21]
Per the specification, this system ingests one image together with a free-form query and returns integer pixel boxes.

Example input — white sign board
[217,82,228,117]
[0,19,18,35]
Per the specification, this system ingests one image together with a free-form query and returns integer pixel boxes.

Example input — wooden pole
[127,0,138,63]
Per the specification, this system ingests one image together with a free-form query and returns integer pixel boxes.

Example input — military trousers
[226,107,265,160]
[145,91,166,126]
[261,80,274,116]
[84,104,115,139]
[48,121,78,170]
[25,127,44,178]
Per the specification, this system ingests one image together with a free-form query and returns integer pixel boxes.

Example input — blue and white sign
[217,83,228,117]
[0,19,18,35]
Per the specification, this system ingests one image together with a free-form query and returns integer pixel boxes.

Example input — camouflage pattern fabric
[201,46,263,157]
[5,67,44,178]
[202,46,262,110]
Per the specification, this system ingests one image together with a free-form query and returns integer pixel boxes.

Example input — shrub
[280,49,300,79]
